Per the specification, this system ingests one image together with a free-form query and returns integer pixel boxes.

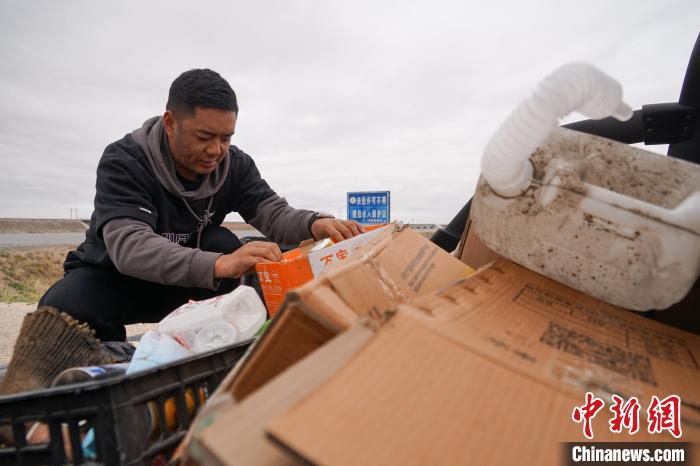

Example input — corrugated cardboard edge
[458,217,500,269]
[229,294,341,401]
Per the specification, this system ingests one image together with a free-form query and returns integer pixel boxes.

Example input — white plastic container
[158,285,267,352]
[474,62,700,311]
[472,127,700,310]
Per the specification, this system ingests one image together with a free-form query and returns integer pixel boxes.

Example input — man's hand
[311,218,365,242]
[214,241,282,279]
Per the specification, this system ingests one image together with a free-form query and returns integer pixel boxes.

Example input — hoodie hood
[131,116,230,201]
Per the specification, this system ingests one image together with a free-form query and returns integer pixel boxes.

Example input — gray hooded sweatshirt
[95,116,316,289]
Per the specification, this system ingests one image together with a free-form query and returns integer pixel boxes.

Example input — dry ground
[0,245,156,365]
[0,302,156,365]
[0,246,71,302]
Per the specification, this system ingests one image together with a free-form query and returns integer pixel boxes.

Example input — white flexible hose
[481,62,634,197]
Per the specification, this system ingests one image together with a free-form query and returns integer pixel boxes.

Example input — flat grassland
[0,246,70,303]
[0,245,159,365]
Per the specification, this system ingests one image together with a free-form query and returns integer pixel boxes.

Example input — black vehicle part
[667,33,700,163]
[562,109,645,144]
[429,199,471,252]
[565,33,699,164]
[0,339,252,465]
[563,102,697,151]
[642,103,696,145]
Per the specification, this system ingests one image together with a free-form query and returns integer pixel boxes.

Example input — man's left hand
[311,218,365,242]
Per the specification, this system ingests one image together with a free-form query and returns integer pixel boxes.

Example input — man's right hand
[214,241,283,279]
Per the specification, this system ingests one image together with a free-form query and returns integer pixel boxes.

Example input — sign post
[347,191,390,224]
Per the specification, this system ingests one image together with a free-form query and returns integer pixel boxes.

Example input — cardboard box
[186,231,700,465]
[231,224,474,401]
[264,260,700,465]
[255,224,390,316]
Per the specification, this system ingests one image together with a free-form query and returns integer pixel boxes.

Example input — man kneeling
[40,69,361,341]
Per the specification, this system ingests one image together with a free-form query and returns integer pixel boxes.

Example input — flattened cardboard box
[228,224,474,401]
[263,260,700,466]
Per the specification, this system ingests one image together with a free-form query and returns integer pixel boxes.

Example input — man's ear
[163,110,176,137]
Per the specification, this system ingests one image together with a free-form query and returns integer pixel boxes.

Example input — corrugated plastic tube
[481,62,634,197]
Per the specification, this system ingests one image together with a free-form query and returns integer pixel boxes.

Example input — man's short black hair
[166,69,238,117]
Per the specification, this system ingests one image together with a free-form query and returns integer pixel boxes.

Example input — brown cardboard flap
[324,261,395,319]
[321,226,474,319]
[194,324,375,466]
[298,280,358,331]
[229,301,337,401]
[459,217,500,269]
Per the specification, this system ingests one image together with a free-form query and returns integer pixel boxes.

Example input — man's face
[163,106,236,181]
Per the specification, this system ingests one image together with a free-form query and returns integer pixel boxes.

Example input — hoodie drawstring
[181,196,215,249]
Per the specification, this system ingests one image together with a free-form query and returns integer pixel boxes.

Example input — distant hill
[0,219,88,234]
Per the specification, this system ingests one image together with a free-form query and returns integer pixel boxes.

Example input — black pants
[39,226,242,342]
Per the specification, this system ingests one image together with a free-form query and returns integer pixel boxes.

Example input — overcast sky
[0,1,698,223]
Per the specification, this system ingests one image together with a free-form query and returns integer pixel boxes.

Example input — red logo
[573,393,682,439]
[647,395,682,438]
[572,392,605,439]
[609,395,640,435]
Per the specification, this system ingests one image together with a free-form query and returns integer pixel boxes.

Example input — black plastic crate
[0,338,253,465]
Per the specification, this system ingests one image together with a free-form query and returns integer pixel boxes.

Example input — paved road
[0,233,86,247]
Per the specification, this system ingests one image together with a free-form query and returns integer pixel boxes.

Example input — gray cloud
[0,0,698,222]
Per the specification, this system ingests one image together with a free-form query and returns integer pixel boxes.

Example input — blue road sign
[347,191,390,224]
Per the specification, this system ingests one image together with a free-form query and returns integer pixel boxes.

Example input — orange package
[255,224,389,316]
